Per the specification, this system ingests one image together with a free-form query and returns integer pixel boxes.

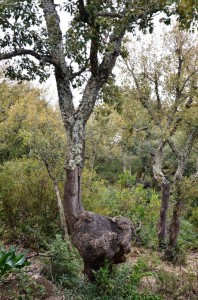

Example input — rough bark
[63,125,133,279]
[152,143,170,249]
[166,128,197,260]
[168,184,182,247]
[72,211,132,280]
[158,181,170,249]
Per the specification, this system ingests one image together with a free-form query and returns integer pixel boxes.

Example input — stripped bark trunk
[153,144,170,249]
[159,181,170,249]
[168,182,182,248]
[166,128,197,260]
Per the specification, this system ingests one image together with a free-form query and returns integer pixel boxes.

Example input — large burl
[72,211,132,280]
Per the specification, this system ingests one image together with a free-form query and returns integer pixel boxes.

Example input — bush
[41,235,162,300]
[0,158,60,246]
[41,234,82,288]
[63,259,161,300]
[178,219,198,250]
[82,170,161,249]
[156,269,197,300]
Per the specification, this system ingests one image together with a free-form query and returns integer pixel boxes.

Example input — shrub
[64,259,161,300]
[41,234,82,288]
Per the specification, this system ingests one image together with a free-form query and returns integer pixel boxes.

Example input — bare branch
[127,64,157,122]
[135,126,149,132]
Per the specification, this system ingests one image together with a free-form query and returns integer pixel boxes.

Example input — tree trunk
[64,167,84,234]
[166,128,197,260]
[158,181,170,249]
[165,182,182,261]
[63,122,132,279]
[153,145,170,249]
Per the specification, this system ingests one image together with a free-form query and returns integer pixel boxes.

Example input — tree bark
[152,143,170,249]
[40,0,133,280]
[168,184,182,249]
[166,128,197,260]
[63,123,132,279]
[158,181,170,249]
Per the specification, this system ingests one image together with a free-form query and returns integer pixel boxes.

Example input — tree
[0,0,196,278]
[122,27,198,252]
[166,126,197,259]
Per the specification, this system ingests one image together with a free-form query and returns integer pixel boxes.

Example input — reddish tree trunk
[165,183,183,260]
[158,181,170,249]
[64,167,84,233]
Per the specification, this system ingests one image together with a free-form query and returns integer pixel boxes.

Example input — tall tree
[166,126,197,259]
[122,27,198,251]
[0,0,196,278]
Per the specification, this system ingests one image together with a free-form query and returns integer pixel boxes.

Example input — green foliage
[89,260,161,300]
[0,246,30,277]
[82,170,161,249]
[0,158,60,245]
[0,269,45,300]
[41,235,162,299]
[156,268,197,300]
[61,259,161,300]
[41,234,82,288]
[178,220,198,250]
[118,171,136,189]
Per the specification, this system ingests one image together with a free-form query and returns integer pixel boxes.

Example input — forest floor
[0,246,197,300]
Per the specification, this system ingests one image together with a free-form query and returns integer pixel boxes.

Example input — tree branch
[174,127,198,181]
[97,11,124,18]
[0,48,55,66]
[168,138,181,159]
[77,0,90,24]
[154,74,161,110]
[180,70,198,94]
[175,52,183,103]
[41,0,74,125]
[70,62,89,80]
